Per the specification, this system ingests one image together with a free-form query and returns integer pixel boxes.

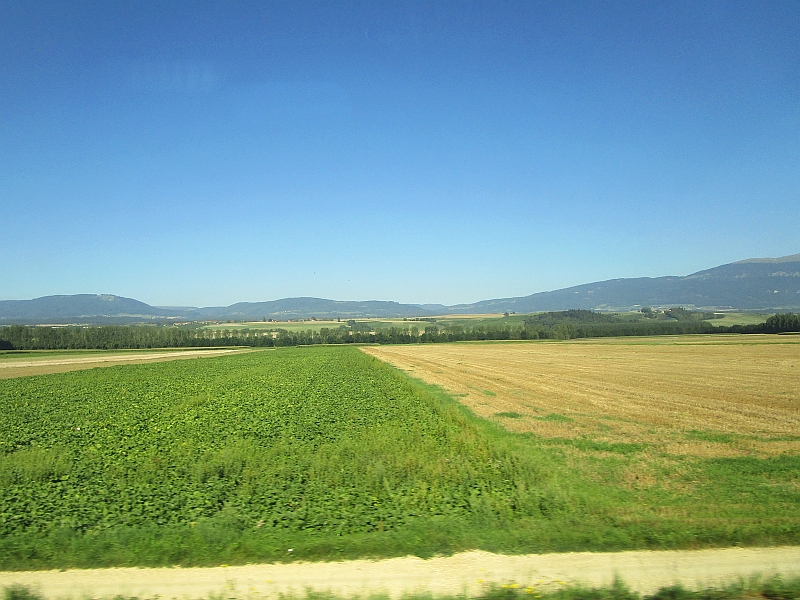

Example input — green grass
[6,577,800,600]
[703,313,771,327]
[431,314,530,329]
[0,346,798,570]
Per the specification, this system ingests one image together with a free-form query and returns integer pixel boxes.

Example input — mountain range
[2,254,799,324]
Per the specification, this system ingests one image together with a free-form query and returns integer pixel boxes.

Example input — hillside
[0,295,435,324]
[188,298,435,320]
[1,254,798,324]
[445,254,800,314]
[0,294,177,324]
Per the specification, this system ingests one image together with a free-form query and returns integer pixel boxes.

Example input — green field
[200,317,451,333]
[702,312,771,326]
[199,314,529,333]
[200,320,347,332]
[427,314,528,328]
[197,310,714,335]
[0,345,798,570]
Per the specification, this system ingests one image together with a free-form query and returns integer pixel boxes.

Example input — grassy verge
[0,346,798,569]
[5,576,800,600]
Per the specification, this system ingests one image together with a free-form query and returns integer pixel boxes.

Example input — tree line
[0,312,798,351]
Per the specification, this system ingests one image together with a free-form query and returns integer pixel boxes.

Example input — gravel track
[2,548,800,599]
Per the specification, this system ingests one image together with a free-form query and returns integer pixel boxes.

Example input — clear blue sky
[2,1,798,307]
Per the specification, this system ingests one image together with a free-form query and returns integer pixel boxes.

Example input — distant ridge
[189,298,435,321]
[1,254,798,324]
[443,254,800,314]
[0,294,177,324]
[734,253,800,264]
[0,295,436,324]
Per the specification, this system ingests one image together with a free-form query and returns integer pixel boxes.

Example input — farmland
[702,313,770,327]
[0,346,549,568]
[0,348,248,378]
[196,314,528,334]
[4,310,796,353]
[200,319,348,332]
[0,343,799,571]
[363,335,800,456]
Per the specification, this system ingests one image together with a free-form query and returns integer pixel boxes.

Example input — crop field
[0,346,550,568]
[363,335,800,457]
[425,314,529,329]
[200,320,346,332]
[0,348,247,378]
[199,318,440,333]
[1,343,798,570]
[702,313,771,327]
[197,314,529,333]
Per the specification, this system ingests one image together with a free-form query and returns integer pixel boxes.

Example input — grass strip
[5,576,800,600]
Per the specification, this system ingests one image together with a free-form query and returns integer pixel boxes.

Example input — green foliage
[663,308,696,321]
[0,347,559,567]
[0,346,798,569]
[763,313,800,333]
[0,447,72,485]
[536,577,800,600]
[719,313,799,334]
[2,586,44,600]
[5,576,800,600]
[524,310,622,325]
[1,347,512,534]
[1,311,797,352]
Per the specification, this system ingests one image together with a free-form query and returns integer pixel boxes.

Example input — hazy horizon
[2,2,799,306]
[3,251,799,309]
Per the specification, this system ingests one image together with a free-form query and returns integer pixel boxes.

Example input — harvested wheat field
[0,348,249,378]
[363,335,800,456]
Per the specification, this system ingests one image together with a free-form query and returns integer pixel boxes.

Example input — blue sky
[2,1,798,307]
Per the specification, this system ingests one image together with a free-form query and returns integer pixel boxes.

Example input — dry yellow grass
[363,335,800,456]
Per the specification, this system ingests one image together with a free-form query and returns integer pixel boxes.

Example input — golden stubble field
[363,335,800,457]
[0,348,249,378]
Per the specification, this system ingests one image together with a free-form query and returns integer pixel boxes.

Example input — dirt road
[0,348,248,378]
[2,548,800,599]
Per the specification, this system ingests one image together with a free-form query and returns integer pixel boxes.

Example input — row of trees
[727,312,800,334]
[1,312,798,351]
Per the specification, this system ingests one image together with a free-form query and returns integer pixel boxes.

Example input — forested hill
[0,295,436,324]
[0,294,178,324]
[2,254,799,323]
[188,298,435,320]
[446,254,800,314]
